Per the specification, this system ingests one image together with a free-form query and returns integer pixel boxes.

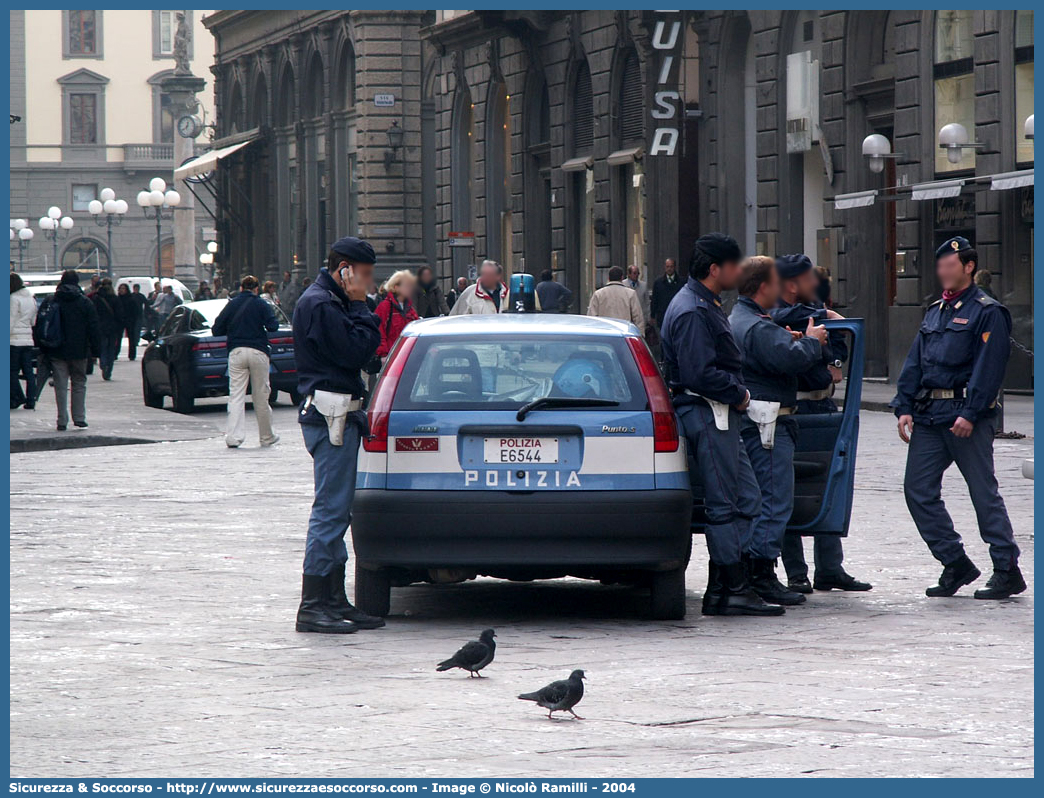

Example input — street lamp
[38,206,75,270]
[384,120,404,169]
[137,177,181,281]
[938,122,985,165]
[1025,114,1034,141]
[9,219,33,271]
[88,187,128,274]
[861,133,902,174]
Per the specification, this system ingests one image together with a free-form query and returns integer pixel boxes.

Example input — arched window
[251,73,268,129]
[227,81,244,135]
[303,54,324,119]
[572,61,593,155]
[61,238,109,272]
[451,89,474,277]
[485,82,511,267]
[1016,10,1034,164]
[617,49,642,144]
[334,42,356,111]
[275,65,295,128]
[934,10,975,172]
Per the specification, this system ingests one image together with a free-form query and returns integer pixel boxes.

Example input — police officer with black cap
[892,236,1026,600]
[660,233,782,617]
[291,236,387,633]
[771,254,872,594]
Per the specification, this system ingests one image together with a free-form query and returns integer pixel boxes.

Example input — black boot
[788,575,813,594]
[749,558,806,605]
[973,566,1027,600]
[813,570,872,591]
[329,564,386,629]
[296,574,358,634]
[701,560,724,615]
[705,562,785,616]
[925,554,981,597]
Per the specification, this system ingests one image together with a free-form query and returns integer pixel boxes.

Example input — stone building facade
[426,10,1033,384]
[202,10,435,286]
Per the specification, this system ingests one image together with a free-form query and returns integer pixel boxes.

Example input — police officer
[291,237,387,633]
[729,256,826,606]
[893,236,1026,599]
[660,233,781,617]
[771,254,872,594]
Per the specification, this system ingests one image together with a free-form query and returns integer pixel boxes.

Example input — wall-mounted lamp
[861,133,902,174]
[1025,114,1034,141]
[938,123,985,164]
[384,120,405,170]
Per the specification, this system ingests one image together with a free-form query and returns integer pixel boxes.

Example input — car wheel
[268,390,279,406]
[170,369,195,414]
[354,562,391,617]
[649,566,687,620]
[142,372,163,409]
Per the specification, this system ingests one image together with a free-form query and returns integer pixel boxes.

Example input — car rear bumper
[352,489,692,571]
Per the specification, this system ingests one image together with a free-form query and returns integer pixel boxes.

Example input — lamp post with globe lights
[38,206,75,270]
[9,219,34,271]
[198,240,218,280]
[137,177,181,281]
[88,188,128,274]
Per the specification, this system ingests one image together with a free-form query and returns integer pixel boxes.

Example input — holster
[310,389,357,446]
[746,400,782,449]
[683,390,730,430]
[912,387,932,415]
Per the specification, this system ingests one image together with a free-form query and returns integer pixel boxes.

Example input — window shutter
[573,62,593,154]
[619,51,643,143]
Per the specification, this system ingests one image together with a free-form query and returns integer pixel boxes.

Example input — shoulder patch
[977,294,999,306]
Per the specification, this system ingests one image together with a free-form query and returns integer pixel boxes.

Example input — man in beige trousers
[212,275,281,448]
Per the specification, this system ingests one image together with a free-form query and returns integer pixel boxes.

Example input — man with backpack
[34,270,101,431]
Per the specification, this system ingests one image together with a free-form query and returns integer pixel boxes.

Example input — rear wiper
[516,396,619,421]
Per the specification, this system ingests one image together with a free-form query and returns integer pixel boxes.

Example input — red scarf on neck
[941,284,972,303]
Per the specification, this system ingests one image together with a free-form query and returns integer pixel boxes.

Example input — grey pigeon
[518,669,586,719]
[436,629,496,677]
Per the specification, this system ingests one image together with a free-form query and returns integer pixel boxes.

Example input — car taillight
[363,335,417,453]
[269,336,293,345]
[626,336,679,453]
[192,341,226,352]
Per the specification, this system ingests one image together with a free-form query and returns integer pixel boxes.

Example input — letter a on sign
[651,128,679,156]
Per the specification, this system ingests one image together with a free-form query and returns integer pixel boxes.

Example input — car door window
[187,310,209,331]
[158,309,183,337]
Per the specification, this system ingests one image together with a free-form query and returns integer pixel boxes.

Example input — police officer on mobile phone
[291,236,386,634]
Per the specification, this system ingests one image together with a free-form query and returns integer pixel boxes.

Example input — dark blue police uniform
[892,243,1021,584]
[729,296,821,605]
[662,277,761,567]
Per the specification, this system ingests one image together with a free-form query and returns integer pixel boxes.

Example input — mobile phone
[340,264,354,283]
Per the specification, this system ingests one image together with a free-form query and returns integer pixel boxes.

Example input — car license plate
[483,437,559,465]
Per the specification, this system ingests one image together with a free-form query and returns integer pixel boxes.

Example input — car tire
[354,562,391,617]
[649,566,687,620]
[170,369,195,414]
[142,372,164,409]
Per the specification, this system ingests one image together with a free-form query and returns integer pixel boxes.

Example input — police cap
[776,253,813,280]
[330,236,377,265]
[935,236,972,260]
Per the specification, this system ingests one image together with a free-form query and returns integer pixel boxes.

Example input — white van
[116,276,194,303]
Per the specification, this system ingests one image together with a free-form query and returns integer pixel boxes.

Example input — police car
[351,313,693,619]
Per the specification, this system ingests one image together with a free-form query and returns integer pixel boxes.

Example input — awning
[561,155,593,172]
[833,190,877,210]
[910,179,964,201]
[174,139,255,181]
[990,169,1034,191]
[607,146,643,166]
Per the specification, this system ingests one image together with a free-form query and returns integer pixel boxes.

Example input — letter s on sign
[652,90,679,120]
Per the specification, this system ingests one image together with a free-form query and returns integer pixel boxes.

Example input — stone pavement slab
[8,399,1034,778]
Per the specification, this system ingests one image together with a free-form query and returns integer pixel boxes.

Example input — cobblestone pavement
[9,387,1034,778]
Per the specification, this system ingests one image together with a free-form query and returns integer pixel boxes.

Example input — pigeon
[518,669,586,720]
[436,629,497,677]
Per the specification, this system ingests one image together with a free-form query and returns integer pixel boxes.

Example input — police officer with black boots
[660,233,782,617]
[292,236,387,633]
[771,254,872,594]
[729,256,826,606]
[892,236,1026,600]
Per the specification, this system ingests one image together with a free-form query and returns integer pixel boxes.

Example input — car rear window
[393,334,648,411]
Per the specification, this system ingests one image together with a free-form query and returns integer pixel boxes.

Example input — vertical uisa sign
[650,12,681,157]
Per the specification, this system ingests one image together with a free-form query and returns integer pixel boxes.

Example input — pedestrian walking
[660,233,780,617]
[892,236,1026,600]
[126,284,147,359]
[10,272,37,410]
[34,270,101,431]
[194,280,214,301]
[212,275,280,449]
[151,284,181,327]
[415,265,450,318]
[625,264,651,320]
[450,260,506,315]
[447,276,469,310]
[91,277,121,380]
[587,265,645,328]
[729,256,826,606]
[279,270,300,314]
[376,270,419,357]
[650,258,684,328]
[213,276,229,299]
[291,236,384,634]
[770,254,871,593]
[261,280,279,305]
[536,269,573,313]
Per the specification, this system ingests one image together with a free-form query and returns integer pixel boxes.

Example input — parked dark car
[141,298,299,413]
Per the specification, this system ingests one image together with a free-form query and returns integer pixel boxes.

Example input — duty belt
[928,387,965,400]
[777,406,797,415]
[303,394,364,413]
[795,388,833,401]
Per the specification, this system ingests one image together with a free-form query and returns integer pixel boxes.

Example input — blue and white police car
[351,313,693,619]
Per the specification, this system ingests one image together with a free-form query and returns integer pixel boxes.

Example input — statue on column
[173,11,191,75]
